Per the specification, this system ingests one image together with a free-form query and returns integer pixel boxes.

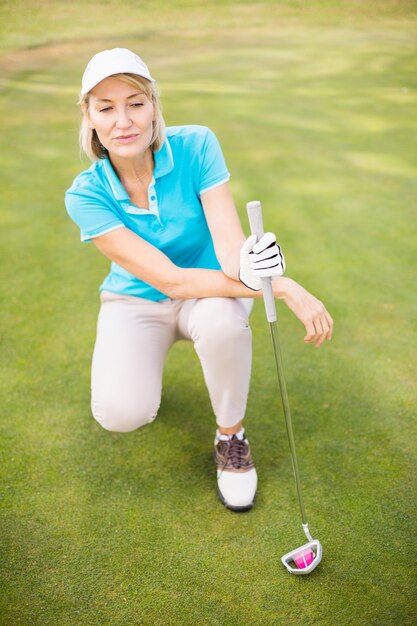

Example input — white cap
[81,48,155,95]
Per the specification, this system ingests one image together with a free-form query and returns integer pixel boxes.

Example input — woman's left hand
[273,277,333,347]
[239,233,285,291]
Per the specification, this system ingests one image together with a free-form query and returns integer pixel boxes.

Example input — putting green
[1,1,416,624]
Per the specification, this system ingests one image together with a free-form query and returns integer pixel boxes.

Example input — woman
[65,48,333,513]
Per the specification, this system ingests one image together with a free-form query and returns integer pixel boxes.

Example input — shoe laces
[218,435,251,471]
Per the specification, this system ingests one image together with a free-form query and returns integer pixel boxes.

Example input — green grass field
[1,1,416,624]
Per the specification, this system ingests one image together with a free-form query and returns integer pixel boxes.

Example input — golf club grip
[246,201,277,323]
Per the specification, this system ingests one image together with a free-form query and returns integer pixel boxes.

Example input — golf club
[246,200,323,575]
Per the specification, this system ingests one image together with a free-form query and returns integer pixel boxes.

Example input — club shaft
[245,200,309,528]
[269,320,308,526]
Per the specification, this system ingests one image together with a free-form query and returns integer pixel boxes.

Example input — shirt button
[150,195,156,201]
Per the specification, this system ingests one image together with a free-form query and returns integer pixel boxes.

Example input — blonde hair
[78,73,166,161]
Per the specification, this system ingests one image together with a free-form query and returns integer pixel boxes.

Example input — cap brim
[81,69,155,95]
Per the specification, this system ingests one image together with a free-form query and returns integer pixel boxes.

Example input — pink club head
[294,549,315,569]
[281,529,322,575]
[281,539,322,575]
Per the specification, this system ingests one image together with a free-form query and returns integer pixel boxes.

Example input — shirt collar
[102,158,129,201]
[101,135,174,202]
[154,135,174,179]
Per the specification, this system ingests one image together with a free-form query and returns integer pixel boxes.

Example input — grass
[0,1,416,624]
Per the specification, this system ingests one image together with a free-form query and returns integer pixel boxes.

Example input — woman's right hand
[273,277,333,347]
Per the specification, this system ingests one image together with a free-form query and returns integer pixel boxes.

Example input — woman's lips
[114,134,139,144]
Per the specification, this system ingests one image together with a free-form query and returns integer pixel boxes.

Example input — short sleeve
[199,128,230,195]
[65,190,125,243]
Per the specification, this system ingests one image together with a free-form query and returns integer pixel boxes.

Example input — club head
[281,539,322,575]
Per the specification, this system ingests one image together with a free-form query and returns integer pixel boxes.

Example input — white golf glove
[239,232,285,291]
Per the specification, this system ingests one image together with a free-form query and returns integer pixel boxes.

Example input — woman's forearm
[169,269,333,348]
[169,267,255,299]
[169,267,292,300]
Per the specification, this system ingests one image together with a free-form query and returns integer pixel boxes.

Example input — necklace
[120,168,152,188]
[115,153,154,189]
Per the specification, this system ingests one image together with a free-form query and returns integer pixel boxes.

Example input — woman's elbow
[161,282,180,299]
[157,270,186,299]
[161,269,194,299]
[164,280,188,299]
[217,250,240,281]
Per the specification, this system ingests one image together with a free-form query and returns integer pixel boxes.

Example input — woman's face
[86,76,155,159]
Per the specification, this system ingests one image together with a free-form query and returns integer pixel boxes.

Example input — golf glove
[239,232,285,291]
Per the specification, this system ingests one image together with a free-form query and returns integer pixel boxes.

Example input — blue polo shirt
[65,125,230,300]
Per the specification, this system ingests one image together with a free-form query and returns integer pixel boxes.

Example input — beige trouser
[91,290,253,433]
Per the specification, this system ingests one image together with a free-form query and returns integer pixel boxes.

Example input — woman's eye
[97,103,143,112]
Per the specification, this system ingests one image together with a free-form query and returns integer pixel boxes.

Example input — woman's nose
[115,108,132,129]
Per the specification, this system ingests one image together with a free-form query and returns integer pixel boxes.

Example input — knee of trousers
[91,396,159,433]
[191,300,251,350]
